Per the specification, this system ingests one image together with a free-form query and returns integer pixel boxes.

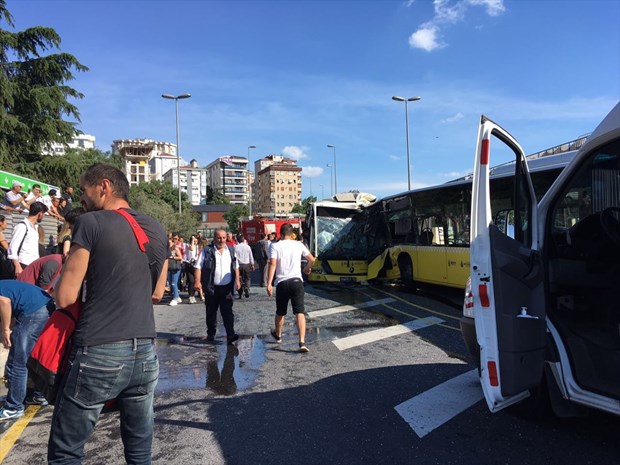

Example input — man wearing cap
[2,181,28,211]
[7,202,48,277]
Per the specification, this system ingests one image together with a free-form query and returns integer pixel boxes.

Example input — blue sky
[7,0,620,199]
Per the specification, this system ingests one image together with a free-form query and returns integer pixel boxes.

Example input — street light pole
[162,93,191,213]
[326,163,334,197]
[327,144,337,194]
[247,145,256,217]
[392,95,421,191]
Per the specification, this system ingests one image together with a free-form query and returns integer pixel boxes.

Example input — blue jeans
[168,269,182,300]
[4,305,49,411]
[47,339,159,465]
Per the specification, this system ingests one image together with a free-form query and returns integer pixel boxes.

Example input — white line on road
[332,316,444,351]
[394,369,483,438]
[308,298,396,318]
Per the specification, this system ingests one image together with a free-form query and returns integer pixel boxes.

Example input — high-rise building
[255,155,302,214]
[205,156,249,205]
[162,159,209,206]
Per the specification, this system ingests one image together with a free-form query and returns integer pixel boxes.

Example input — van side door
[470,116,547,412]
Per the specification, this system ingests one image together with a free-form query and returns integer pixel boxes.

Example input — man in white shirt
[234,234,254,299]
[7,202,48,277]
[194,230,241,344]
[266,223,315,353]
[2,181,28,211]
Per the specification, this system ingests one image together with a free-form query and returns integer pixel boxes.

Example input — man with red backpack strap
[48,164,168,464]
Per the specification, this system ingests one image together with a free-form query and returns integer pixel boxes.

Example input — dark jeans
[47,339,159,465]
[205,285,235,337]
[238,263,252,295]
[5,305,49,411]
[183,263,196,297]
[275,278,305,315]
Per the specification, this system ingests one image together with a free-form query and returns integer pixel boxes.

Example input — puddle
[155,335,267,396]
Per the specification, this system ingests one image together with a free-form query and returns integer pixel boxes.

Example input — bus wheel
[398,255,414,288]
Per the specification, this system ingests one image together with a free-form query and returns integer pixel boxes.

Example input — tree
[17,147,120,192]
[206,186,230,204]
[223,204,248,234]
[291,195,317,214]
[0,1,88,170]
[129,182,200,237]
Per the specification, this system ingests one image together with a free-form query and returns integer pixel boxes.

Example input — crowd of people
[0,167,315,463]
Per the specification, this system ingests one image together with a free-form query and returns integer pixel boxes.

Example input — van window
[551,140,620,234]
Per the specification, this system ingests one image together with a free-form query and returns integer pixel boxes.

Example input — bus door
[413,212,447,285]
[444,188,471,288]
[470,115,545,412]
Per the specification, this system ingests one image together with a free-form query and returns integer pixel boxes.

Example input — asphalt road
[0,279,618,464]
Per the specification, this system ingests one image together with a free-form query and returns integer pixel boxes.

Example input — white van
[467,102,620,416]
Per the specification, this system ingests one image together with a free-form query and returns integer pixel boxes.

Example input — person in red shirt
[225,232,237,247]
[17,254,63,293]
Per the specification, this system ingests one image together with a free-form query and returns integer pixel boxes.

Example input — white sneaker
[169,299,178,306]
[176,296,183,303]
[188,296,196,304]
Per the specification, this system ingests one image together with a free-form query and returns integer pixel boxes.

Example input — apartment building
[43,133,96,156]
[205,156,249,205]
[254,155,302,215]
[163,159,208,206]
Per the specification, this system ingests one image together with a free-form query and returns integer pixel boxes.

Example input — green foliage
[291,195,317,214]
[223,204,248,234]
[0,1,88,169]
[14,148,120,192]
[129,181,200,237]
[206,186,230,204]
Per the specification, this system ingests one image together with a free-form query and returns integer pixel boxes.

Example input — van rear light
[487,361,499,387]
[481,139,490,165]
[478,284,490,307]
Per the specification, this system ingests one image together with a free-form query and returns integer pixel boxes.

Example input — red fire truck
[240,217,304,244]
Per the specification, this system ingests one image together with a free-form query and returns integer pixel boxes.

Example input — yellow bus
[307,192,377,283]
[365,144,584,289]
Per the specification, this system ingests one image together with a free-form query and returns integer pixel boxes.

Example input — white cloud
[409,0,506,51]
[301,166,323,177]
[441,112,465,123]
[389,154,403,161]
[282,145,308,160]
[408,24,443,52]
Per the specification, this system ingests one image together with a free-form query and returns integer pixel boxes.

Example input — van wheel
[398,255,414,288]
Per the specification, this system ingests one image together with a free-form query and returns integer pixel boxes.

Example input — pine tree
[0,1,88,170]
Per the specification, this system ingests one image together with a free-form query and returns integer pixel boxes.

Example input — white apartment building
[162,160,209,206]
[255,155,302,214]
[111,139,178,187]
[43,133,96,156]
[205,156,249,205]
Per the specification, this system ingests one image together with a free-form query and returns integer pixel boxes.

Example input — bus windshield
[316,206,367,259]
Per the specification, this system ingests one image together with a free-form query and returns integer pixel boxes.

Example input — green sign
[0,170,61,195]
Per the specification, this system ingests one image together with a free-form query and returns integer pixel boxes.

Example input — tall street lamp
[162,92,191,214]
[247,145,256,216]
[392,95,421,191]
[326,163,334,197]
[327,144,337,194]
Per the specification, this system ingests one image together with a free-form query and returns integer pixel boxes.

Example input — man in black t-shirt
[48,164,168,464]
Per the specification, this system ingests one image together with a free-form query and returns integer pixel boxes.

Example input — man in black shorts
[266,223,315,353]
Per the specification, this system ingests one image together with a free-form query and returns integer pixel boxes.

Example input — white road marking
[308,298,396,318]
[394,369,483,438]
[332,316,444,351]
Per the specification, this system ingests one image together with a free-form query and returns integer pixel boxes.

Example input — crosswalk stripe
[308,298,396,318]
[332,316,444,350]
[394,369,483,438]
